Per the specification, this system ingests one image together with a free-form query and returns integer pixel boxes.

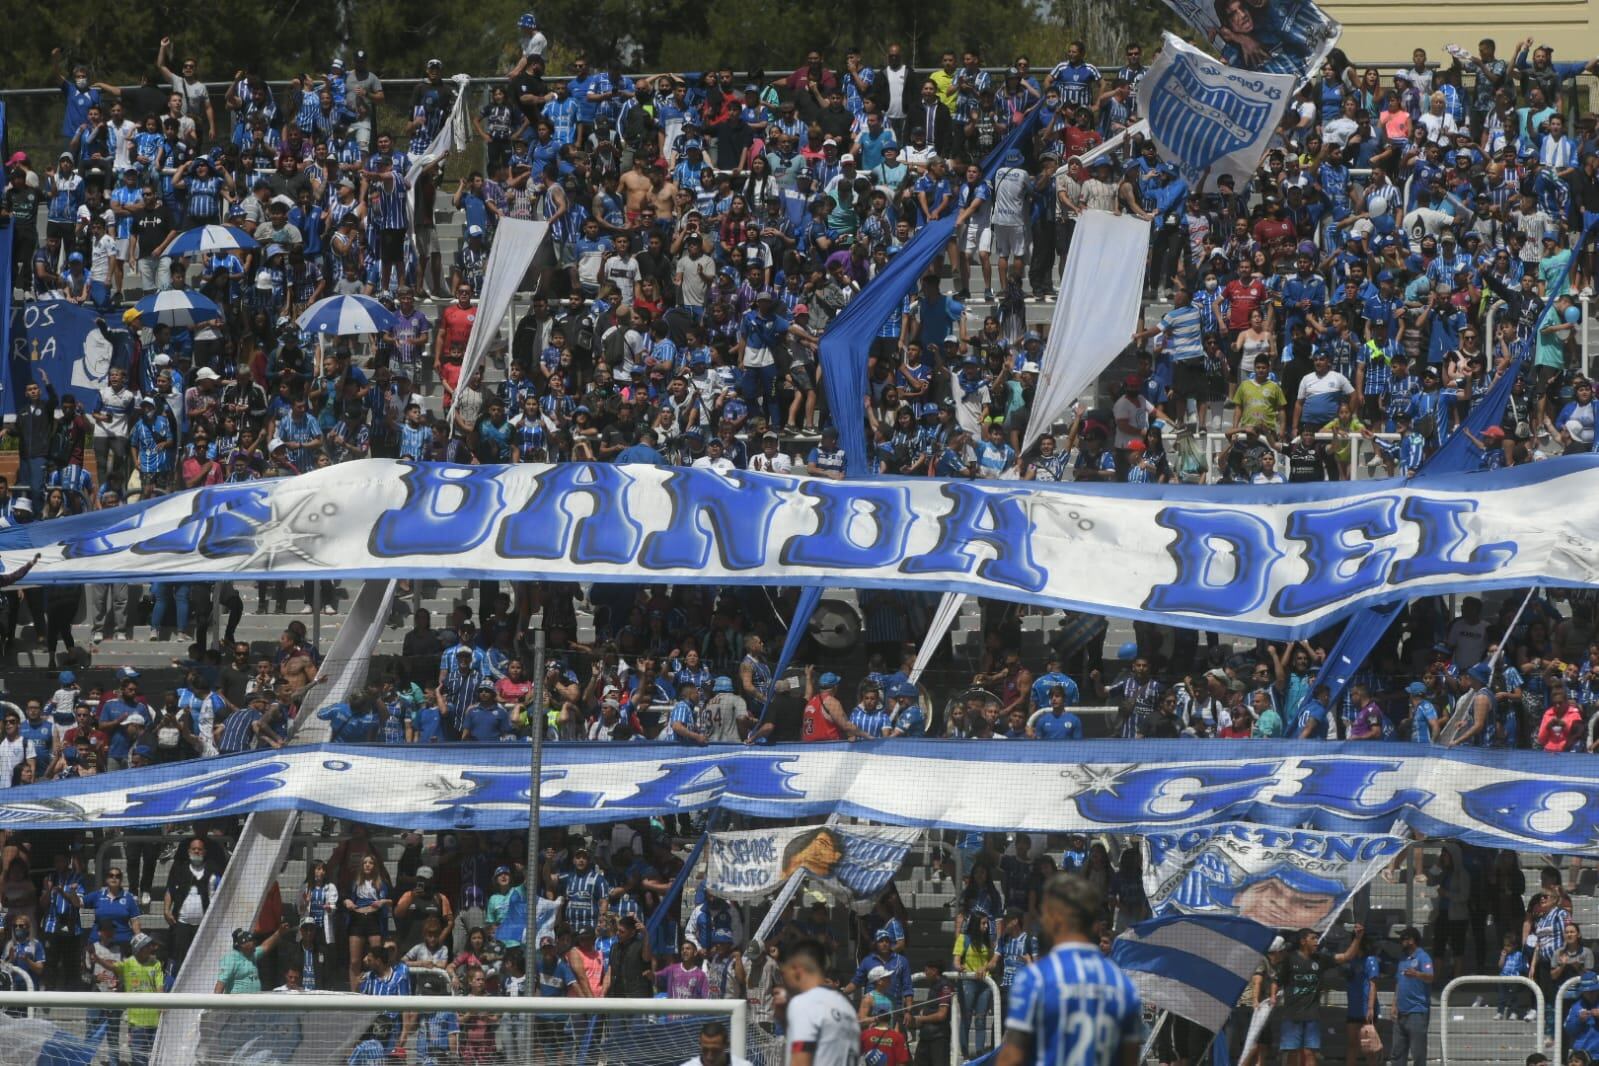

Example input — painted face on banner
[1235,877,1337,929]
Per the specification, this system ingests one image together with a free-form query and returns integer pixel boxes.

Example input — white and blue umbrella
[296,294,398,336]
[131,290,223,328]
[161,224,258,257]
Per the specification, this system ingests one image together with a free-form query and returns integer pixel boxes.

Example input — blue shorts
[1279,1018,1321,1051]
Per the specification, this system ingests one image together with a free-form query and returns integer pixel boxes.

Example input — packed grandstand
[3,3,1599,1065]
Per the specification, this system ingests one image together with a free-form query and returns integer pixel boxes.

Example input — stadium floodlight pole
[525,627,547,995]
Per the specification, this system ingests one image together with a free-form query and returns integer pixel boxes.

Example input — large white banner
[705,825,919,902]
[1143,823,1404,932]
[5,457,1598,639]
[1139,33,1295,192]
[449,219,549,421]
[1023,210,1150,452]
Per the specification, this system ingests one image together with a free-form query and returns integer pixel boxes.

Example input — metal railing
[1440,975,1542,1066]
[1553,972,1587,1066]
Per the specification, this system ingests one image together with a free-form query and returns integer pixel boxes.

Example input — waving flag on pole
[1139,33,1294,191]
[1111,913,1275,1032]
[1158,0,1341,82]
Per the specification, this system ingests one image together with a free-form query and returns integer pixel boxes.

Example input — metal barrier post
[1554,973,1583,1065]
[1583,295,1592,380]
[945,972,1003,1066]
[1440,975,1542,1066]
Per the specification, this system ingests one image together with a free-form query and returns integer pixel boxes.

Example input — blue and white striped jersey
[1005,942,1142,1066]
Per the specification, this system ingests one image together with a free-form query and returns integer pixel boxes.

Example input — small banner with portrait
[1143,822,1406,932]
[704,824,921,902]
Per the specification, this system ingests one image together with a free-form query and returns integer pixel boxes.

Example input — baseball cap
[867,965,892,982]
[1405,682,1428,696]
[714,676,733,693]
[232,928,257,947]
[818,672,840,688]
[58,671,76,686]
[415,865,435,880]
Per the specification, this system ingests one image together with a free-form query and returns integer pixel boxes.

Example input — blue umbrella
[161,224,258,257]
[131,290,223,328]
[296,294,398,336]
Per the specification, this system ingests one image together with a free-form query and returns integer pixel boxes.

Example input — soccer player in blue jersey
[997,874,1141,1066]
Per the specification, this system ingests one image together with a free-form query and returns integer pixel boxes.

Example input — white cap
[267,437,286,452]
[1020,361,1041,374]
[123,713,146,727]
[11,497,33,513]
[194,367,220,382]
[867,965,892,983]
[152,354,173,367]
[840,153,856,165]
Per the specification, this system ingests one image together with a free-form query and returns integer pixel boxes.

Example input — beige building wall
[1319,0,1599,64]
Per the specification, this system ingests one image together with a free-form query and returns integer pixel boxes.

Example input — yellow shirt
[928,71,958,112]
[952,934,993,975]
[114,958,165,1028]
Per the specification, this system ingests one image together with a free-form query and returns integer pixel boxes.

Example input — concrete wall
[1319,0,1599,65]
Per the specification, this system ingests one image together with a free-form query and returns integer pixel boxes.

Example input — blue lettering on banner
[782,480,916,569]
[899,482,1045,593]
[1275,759,1433,819]
[1459,780,1599,849]
[1071,761,1283,824]
[1274,499,1399,617]
[119,760,290,821]
[498,463,642,563]
[1389,497,1516,584]
[370,463,505,556]
[638,471,787,571]
[62,507,152,560]
[1146,508,1282,616]
[142,485,273,558]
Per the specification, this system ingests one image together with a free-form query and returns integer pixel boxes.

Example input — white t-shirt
[1112,394,1152,449]
[603,254,640,304]
[172,77,209,118]
[682,1058,753,1066]
[1447,617,1489,669]
[989,165,1029,228]
[748,452,794,474]
[785,985,860,1066]
[1296,370,1354,404]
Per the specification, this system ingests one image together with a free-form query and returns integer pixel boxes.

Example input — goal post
[0,990,751,1065]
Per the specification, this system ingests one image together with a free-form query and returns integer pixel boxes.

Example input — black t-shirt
[1276,950,1335,1019]
[1287,440,1329,482]
[5,186,42,228]
[136,203,175,258]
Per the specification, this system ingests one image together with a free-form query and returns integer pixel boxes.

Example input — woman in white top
[1233,308,1276,376]
[1417,92,1459,147]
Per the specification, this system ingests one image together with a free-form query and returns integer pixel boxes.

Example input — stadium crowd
[5,10,1599,1066]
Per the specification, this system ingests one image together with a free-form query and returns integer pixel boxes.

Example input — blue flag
[6,300,134,416]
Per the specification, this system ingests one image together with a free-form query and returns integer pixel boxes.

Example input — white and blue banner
[5,300,134,415]
[1159,0,1341,82]
[1139,33,1294,191]
[6,457,1599,640]
[1143,823,1404,931]
[704,824,919,902]
[8,741,1599,853]
[1113,913,1276,1032]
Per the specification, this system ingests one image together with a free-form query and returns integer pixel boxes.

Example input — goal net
[0,990,758,1066]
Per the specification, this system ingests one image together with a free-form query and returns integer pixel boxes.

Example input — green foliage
[5,0,1186,91]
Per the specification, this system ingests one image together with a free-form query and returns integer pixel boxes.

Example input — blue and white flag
[1143,823,1404,932]
[1112,913,1276,1032]
[705,824,919,902]
[6,300,134,416]
[1159,0,1341,82]
[1139,33,1294,191]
